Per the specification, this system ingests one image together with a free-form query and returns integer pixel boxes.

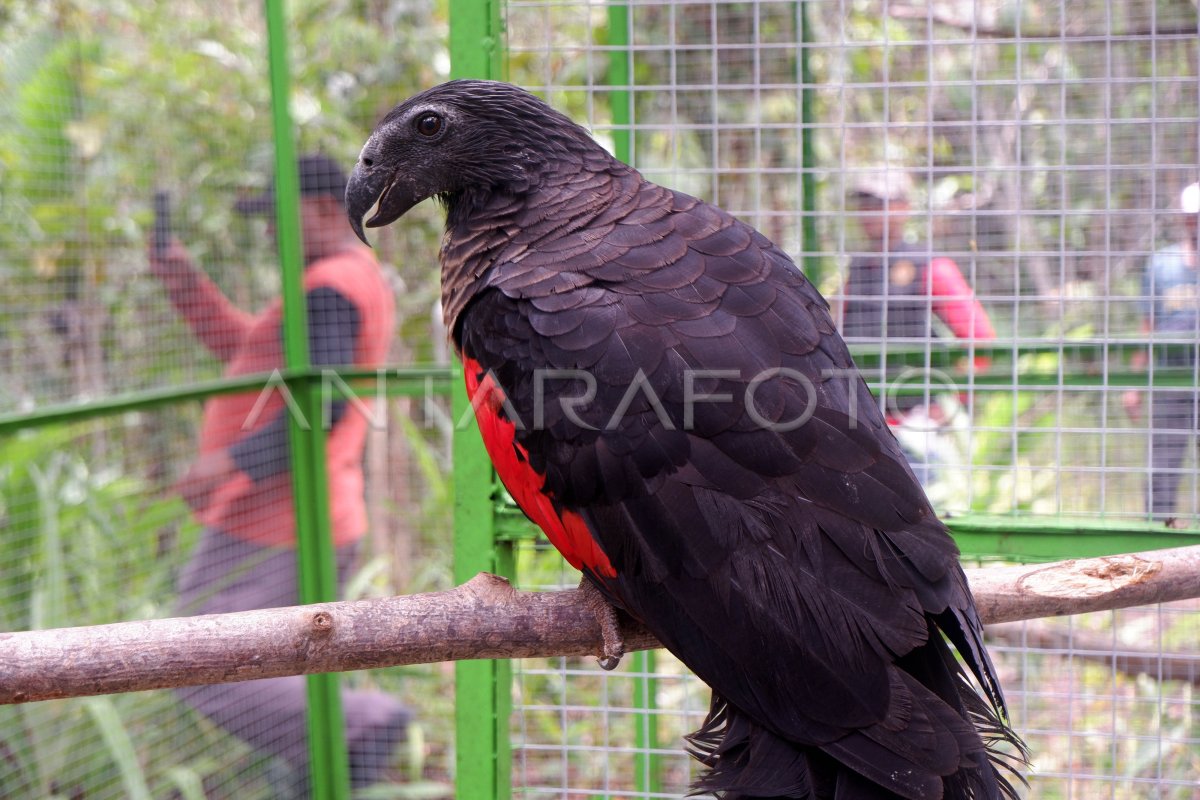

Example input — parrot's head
[346,80,597,244]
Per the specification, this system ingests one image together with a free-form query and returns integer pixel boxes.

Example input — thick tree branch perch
[965,546,1200,623]
[1,546,1199,705]
[0,574,656,705]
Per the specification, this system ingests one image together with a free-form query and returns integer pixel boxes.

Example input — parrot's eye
[415,113,443,137]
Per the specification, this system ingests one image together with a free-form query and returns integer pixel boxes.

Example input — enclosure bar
[264,0,349,797]
[604,13,662,790]
[1,355,1186,438]
[855,369,1197,392]
[498,503,1200,553]
[847,339,1199,365]
[0,367,455,436]
[606,1,631,162]
[0,374,287,435]
[452,378,514,800]
[890,369,1197,389]
[631,650,662,795]
[450,0,512,795]
[798,0,821,285]
[950,515,1200,561]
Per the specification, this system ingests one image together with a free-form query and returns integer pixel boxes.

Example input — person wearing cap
[1123,182,1200,519]
[148,154,409,795]
[841,168,996,486]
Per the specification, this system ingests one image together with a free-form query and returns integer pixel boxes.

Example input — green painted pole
[452,379,513,800]
[264,1,349,798]
[630,651,662,796]
[950,516,1200,562]
[798,0,821,285]
[449,0,511,797]
[0,367,455,436]
[450,0,504,82]
[606,2,631,163]
[604,13,663,793]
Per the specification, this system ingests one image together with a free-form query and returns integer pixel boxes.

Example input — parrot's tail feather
[951,678,1029,800]
[685,677,1027,800]
[901,617,1029,800]
[685,693,816,799]
[684,695,902,799]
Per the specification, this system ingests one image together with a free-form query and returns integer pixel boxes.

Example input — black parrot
[346,80,1026,799]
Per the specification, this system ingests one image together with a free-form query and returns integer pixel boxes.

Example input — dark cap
[234,154,349,215]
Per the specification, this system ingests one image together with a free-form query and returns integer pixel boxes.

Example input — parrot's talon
[579,578,625,670]
[597,624,625,670]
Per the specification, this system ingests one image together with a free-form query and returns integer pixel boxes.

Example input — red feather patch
[464,358,617,579]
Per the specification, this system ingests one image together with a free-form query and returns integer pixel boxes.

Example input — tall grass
[0,423,264,799]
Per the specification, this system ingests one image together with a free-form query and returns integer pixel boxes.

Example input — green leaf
[165,765,209,800]
[84,697,153,800]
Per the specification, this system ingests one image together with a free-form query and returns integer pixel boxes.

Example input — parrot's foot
[579,578,625,670]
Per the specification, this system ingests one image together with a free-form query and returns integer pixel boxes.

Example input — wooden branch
[965,546,1200,624]
[0,574,657,705]
[1,546,1199,705]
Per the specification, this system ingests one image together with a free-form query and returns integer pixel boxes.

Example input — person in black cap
[149,154,410,796]
[840,167,996,486]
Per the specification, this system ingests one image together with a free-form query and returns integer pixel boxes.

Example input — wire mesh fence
[511,547,1200,799]
[501,0,1200,796]
[988,600,1200,798]
[2,0,1200,798]
[0,3,455,798]
[507,0,1200,525]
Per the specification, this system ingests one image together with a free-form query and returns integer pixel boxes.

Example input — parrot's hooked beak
[344,165,393,246]
[345,146,426,245]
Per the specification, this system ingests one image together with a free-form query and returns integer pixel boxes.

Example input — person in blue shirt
[1123,182,1200,519]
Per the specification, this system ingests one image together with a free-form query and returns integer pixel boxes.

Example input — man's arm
[926,256,996,369]
[148,239,255,363]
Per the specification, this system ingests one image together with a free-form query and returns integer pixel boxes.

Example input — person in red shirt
[840,169,996,485]
[150,155,407,796]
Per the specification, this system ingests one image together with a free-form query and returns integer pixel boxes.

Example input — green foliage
[0,0,450,409]
[84,697,154,800]
[0,4,456,794]
[0,423,231,798]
